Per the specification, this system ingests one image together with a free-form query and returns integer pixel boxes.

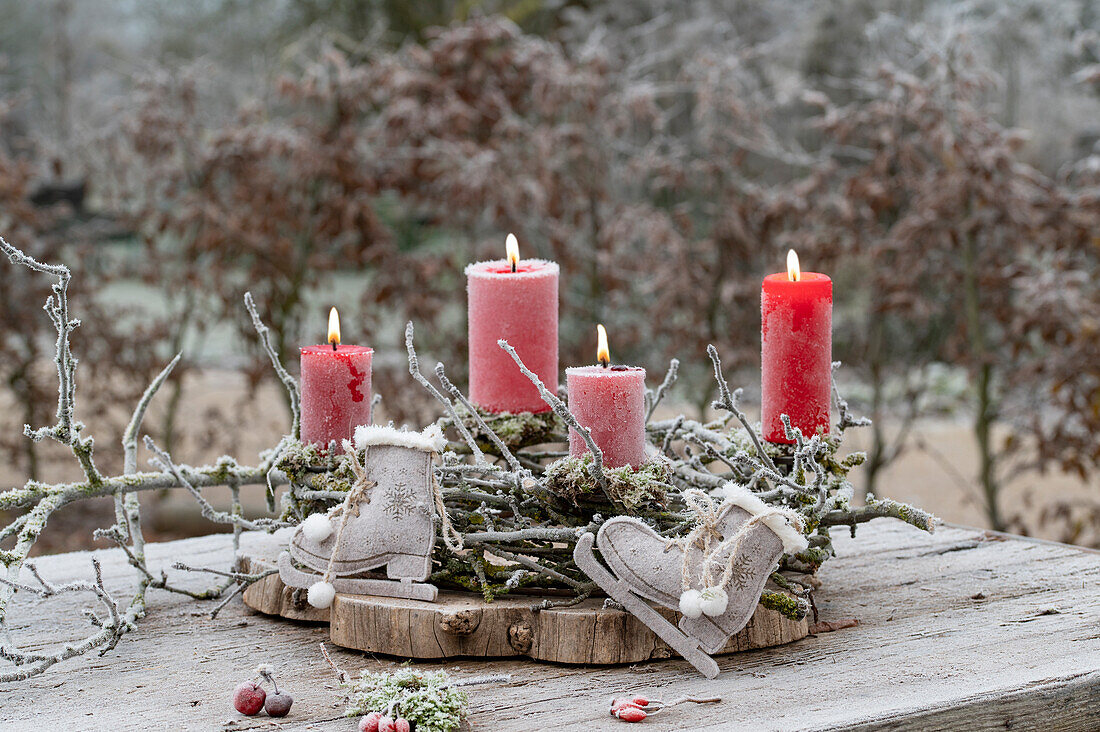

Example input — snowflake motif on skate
[383,481,417,520]
[728,554,755,591]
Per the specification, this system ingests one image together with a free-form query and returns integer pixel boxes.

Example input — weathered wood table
[2,520,1099,730]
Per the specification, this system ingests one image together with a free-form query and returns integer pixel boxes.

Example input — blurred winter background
[1,0,1098,552]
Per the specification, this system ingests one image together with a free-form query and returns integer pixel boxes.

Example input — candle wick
[599,357,609,369]
[331,341,338,352]
[511,261,517,273]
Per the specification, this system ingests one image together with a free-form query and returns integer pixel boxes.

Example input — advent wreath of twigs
[0,236,934,683]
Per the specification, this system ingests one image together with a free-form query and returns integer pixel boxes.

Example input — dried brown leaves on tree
[2,16,1097,544]
[795,50,1100,535]
[0,102,161,485]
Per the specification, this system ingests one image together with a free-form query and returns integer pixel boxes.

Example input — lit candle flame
[596,324,610,368]
[328,307,341,349]
[787,249,801,282]
[506,233,520,272]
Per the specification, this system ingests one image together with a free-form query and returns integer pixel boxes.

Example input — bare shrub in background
[799,39,1100,533]
[1,8,1098,545]
[0,99,159,483]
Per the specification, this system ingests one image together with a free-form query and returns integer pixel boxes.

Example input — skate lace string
[670,490,726,593]
[673,489,804,592]
[319,440,380,586]
[432,462,464,552]
[699,509,798,590]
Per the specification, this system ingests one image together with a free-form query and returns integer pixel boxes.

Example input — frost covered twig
[320,641,349,684]
[93,525,228,601]
[117,353,181,593]
[0,557,132,683]
[245,291,301,437]
[434,362,524,476]
[832,362,872,434]
[144,436,289,532]
[645,358,679,422]
[405,322,484,463]
[706,345,778,474]
[168,561,279,619]
[498,338,609,493]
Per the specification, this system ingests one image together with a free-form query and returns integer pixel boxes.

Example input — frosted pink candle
[466,235,558,413]
[300,308,373,448]
[566,367,647,468]
[566,326,647,468]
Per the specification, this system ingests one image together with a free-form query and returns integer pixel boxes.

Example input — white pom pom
[679,589,703,618]
[301,513,334,544]
[307,581,336,609]
[699,587,729,617]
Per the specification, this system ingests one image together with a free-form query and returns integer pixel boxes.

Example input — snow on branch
[0,237,300,681]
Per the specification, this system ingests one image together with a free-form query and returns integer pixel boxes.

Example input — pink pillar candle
[300,345,373,448]
[761,252,832,444]
[467,250,559,414]
[566,366,647,468]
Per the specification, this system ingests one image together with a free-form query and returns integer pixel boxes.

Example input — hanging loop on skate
[433,474,464,552]
[669,489,725,592]
[319,439,380,588]
[671,488,804,593]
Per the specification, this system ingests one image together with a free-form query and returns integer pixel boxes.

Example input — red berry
[631,696,650,707]
[265,690,293,717]
[394,719,411,732]
[377,716,396,732]
[359,712,383,732]
[615,706,648,722]
[232,681,266,716]
[611,698,640,713]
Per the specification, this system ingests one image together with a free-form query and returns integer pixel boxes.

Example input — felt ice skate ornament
[278,424,460,606]
[573,485,807,678]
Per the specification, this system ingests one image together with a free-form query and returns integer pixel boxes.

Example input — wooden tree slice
[237,554,330,623]
[240,553,807,665]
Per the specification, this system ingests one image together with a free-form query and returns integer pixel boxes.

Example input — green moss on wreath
[542,454,670,512]
[441,407,564,452]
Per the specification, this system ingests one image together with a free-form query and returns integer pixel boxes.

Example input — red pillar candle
[761,250,832,444]
[566,325,647,468]
[467,234,559,413]
[300,307,373,448]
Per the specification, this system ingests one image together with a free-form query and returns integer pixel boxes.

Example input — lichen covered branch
[0,238,300,682]
[144,436,288,532]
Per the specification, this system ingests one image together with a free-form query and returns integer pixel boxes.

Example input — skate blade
[278,551,439,602]
[680,613,748,655]
[573,533,720,679]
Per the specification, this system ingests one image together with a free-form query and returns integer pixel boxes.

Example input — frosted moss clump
[275,439,340,480]
[542,453,671,511]
[725,423,788,461]
[343,669,467,732]
[444,406,564,451]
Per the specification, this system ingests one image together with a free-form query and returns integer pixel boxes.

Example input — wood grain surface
[2,519,1098,730]
[240,541,807,664]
